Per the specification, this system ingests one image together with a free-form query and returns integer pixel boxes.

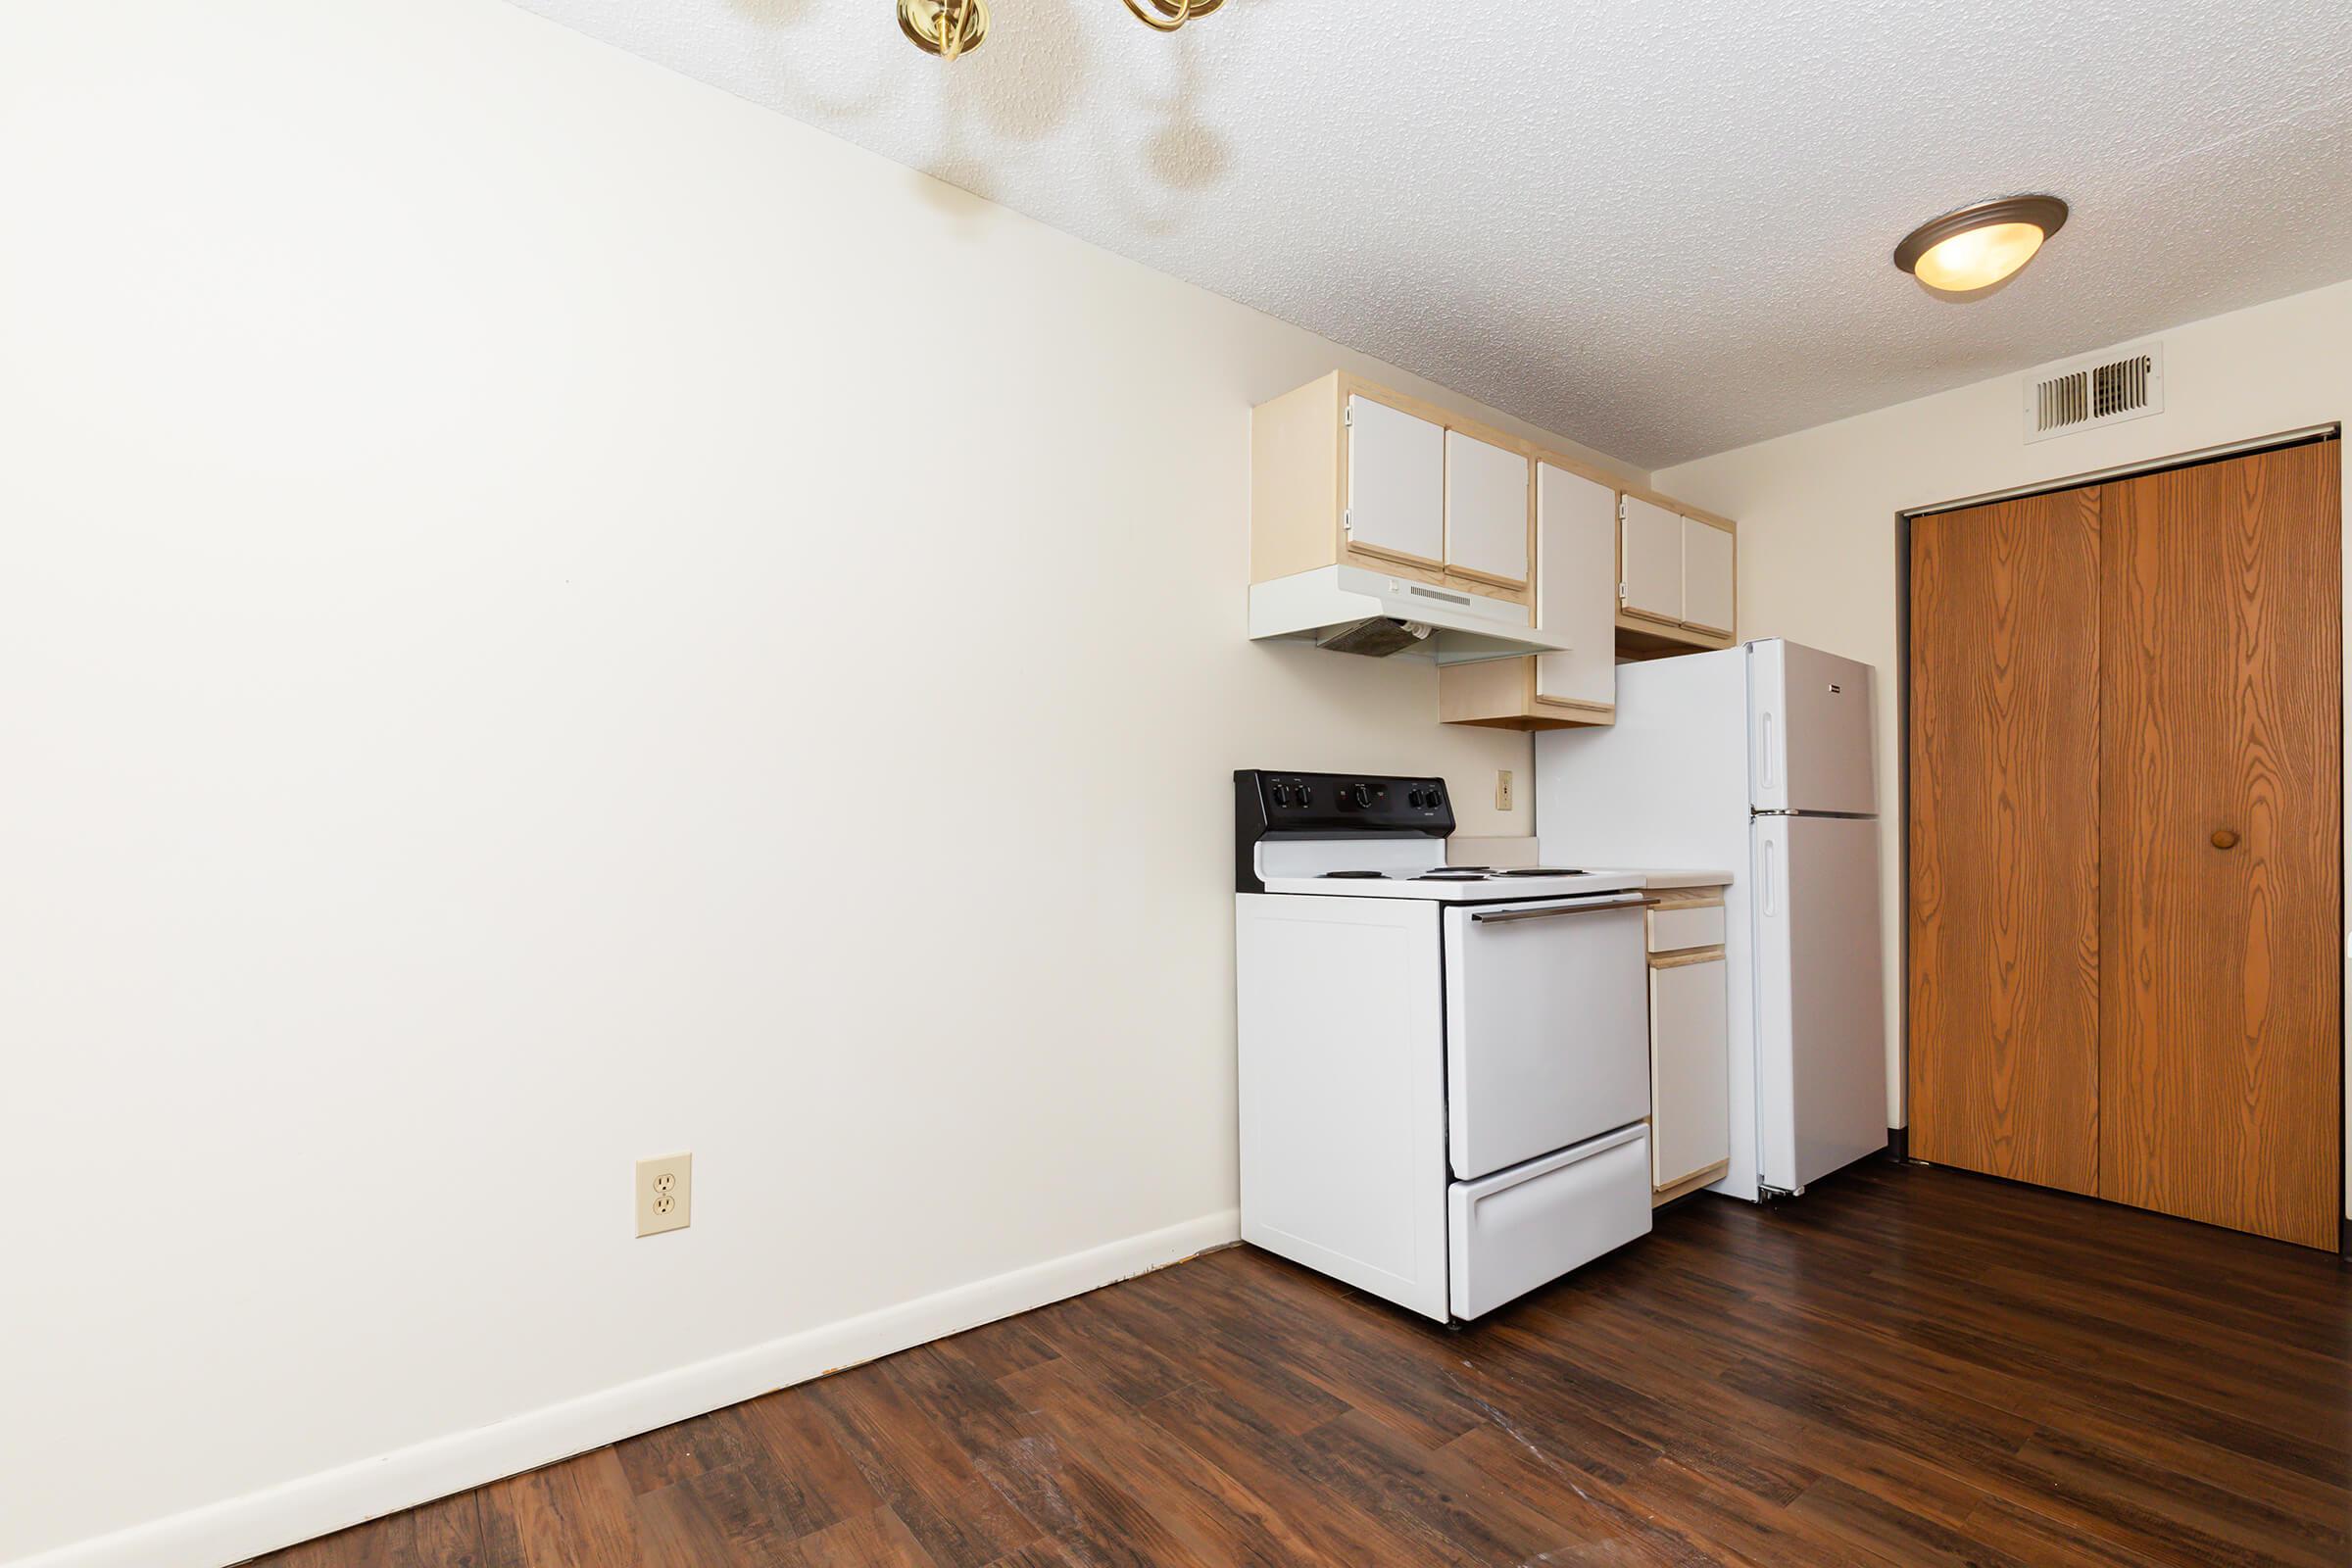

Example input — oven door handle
[1470,897,1659,923]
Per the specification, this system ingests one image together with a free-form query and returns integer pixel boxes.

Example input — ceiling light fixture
[898,0,1221,61]
[1893,195,2070,297]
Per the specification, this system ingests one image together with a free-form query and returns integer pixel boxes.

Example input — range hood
[1249,565,1573,663]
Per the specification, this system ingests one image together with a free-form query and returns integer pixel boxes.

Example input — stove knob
[1406,787,1426,808]
[1426,786,1444,808]
[1269,783,1292,807]
[1298,784,1313,805]
[1348,783,1374,809]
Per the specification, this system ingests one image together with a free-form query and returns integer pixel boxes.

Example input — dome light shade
[1894,196,2069,295]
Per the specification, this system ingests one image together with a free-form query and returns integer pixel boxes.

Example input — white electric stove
[1234,769,1655,1322]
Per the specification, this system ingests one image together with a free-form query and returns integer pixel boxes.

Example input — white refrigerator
[1535,639,1886,1201]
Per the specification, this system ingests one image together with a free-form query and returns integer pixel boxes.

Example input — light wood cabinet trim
[1620,479,1736,533]
[1647,945,1727,969]
[1249,372,1345,585]
[1446,562,1530,591]
[1647,888,1727,910]
[1652,1159,1730,1203]
[1345,537,1447,572]
[1438,654,1613,731]
[1614,612,1738,653]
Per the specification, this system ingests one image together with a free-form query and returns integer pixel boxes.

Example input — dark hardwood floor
[261,1162,2351,1567]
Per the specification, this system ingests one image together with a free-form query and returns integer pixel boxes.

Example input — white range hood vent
[1250,565,1574,663]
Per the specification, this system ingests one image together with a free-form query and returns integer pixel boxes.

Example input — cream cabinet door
[1534,463,1616,708]
[1345,396,1444,565]
[1444,430,1530,586]
[1682,516,1735,636]
[1649,956,1731,1187]
[1619,494,1683,623]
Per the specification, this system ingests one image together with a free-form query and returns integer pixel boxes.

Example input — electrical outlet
[636,1152,692,1238]
[1495,769,1515,810]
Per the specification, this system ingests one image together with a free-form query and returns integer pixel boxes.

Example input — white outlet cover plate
[636,1152,693,1238]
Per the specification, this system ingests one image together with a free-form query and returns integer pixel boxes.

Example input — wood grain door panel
[2098,441,2342,1249]
[1908,487,2103,1194]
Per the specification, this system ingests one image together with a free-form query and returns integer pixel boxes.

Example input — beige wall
[0,3,1638,1563]
[1653,276,2352,1220]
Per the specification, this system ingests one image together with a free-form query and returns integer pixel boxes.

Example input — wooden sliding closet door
[1908,487,2103,1192]
[2099,442,2342,1250]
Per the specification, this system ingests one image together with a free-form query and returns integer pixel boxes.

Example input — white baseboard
[15,1209,1241,1568]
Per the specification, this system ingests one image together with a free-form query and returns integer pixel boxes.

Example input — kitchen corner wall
[1652,276,2352,1221]
[0,3,1639,1563]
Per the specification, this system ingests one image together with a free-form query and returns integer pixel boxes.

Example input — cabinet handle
[2211,828,2240,850]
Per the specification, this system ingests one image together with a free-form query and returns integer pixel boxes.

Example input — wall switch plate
[1495,769,1514,810]
[635,1152,692,1238]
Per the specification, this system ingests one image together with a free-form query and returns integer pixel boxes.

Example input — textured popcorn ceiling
[505,0,2352,468]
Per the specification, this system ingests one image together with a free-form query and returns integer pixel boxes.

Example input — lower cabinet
[1647,898,1731,1195]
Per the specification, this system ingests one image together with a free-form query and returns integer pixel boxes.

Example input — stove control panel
[1237,770,1454,833]
[1236,770,1456,893]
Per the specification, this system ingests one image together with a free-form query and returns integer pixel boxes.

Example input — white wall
[0,3,1641,1563]
[1654,277,2352,1219]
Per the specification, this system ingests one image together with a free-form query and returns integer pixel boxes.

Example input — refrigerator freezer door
[1749,640,1878,816]
[1751,814,1887,1192]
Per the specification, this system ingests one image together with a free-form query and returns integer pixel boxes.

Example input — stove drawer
[1447,1124,1650,1319]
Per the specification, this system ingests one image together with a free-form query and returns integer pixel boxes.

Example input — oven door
[1443,894,1650,1181]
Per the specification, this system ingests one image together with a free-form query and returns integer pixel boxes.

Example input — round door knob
[2211,828,2240,850]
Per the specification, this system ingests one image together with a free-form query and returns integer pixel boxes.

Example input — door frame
[1892,423,2346,1244]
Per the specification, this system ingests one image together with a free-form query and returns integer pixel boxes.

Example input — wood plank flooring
[257,1162,2351,1567]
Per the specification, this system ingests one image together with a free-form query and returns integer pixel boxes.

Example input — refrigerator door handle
[1758,710,1777,791]
[1760,834,1779,916]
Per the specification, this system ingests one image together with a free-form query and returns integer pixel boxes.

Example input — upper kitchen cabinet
[1445,466,1742,731]
[1618,495,1685,625]
[1681,514,1736,636]
[1444,429,1532,588]
[1614,491,1738,656]
[1344,394,1445,566]
[1441,461,1617,729]
[1250,373,1569,663]
[1249,370,1731,682]
[1535,464,1617,709]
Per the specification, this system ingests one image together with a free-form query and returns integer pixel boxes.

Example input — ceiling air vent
[2024,341,2164,443]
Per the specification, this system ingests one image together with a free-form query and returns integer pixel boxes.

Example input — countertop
[1446,839,1733,889]
[1622,868,1738,890]
[1430,841,1731,888]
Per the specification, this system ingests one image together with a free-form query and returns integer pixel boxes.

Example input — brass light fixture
[899,0,1221,59]
[1893,195,2070,297]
